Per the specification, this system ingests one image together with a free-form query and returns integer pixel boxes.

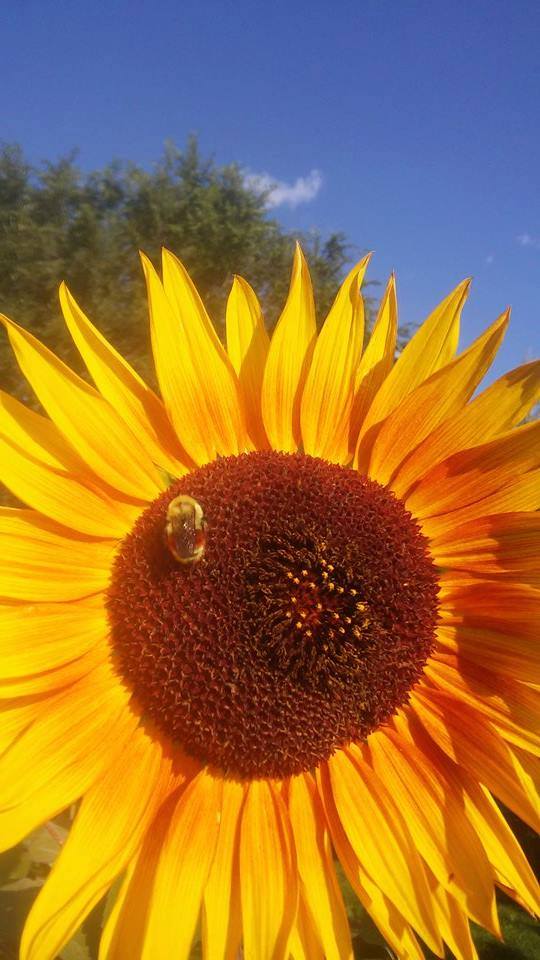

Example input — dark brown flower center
[107,451,439,778]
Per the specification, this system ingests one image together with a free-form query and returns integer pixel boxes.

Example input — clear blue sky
[2,0,539,380]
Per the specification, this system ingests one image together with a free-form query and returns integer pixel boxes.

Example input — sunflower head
[107,449,440,778]
[0,245,538,960]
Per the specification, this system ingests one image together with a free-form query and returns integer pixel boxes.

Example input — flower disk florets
[107,452,439,778]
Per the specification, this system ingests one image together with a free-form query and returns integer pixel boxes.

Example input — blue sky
[2,0,539,379]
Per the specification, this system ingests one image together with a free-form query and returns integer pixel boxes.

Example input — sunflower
[0,245,539,960]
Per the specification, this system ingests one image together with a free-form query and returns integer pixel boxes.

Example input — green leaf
[24,822,68,868]
[59,928,92,960]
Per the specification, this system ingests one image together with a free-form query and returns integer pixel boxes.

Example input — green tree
[0,138,367,399]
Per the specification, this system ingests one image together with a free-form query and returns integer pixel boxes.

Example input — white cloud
[516,232,540,249]
[244,169,323,209]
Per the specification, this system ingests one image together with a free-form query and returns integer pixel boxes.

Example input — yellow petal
[355,279,470,470]
[300,256,370,464]
[404,421,539,520]
[0,646,106,698]
[0,390,83,472]
[435,623,539,686]
[420,468,540,538]
[0,314,162,500]
[240,778,298,960]
[60,283,190,476]
[438,580,539,640]
[391,359,540,498]
[368,311,508,485]
[461,777,540,915]
[98,759,200,960]
[425,869,479,960]
[0,695,47,756]
[430,512,540,587]
[98,860,138,960]
[367,729,498,933]
[0,508,116,601]
[395,706,539,917]
[0,598,106,677]
[226,275,270,449]
[288,773,353,959]
[202,778,245,960]
[317,762,425,960]
[0,433,139,537]
[162,249,249,451]
[353,877,427,960]
[411,688,540,831]
[289,896,325,960]
[328,746,442,954]
[142,768,222,960]
[20,726,167,960]
[142,252,246,464]
[261,244,316,452]
[0,664,136,850]
[424,656,540,756]
[349,273,398,448]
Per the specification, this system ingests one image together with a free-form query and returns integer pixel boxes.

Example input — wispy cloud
[243,169,323,209]
[485,254,494,265]
[516,232,540,249]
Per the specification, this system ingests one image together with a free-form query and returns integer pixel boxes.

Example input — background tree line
[0,138,366,401]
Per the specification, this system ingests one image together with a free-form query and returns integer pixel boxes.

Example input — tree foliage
[0,138,362,399]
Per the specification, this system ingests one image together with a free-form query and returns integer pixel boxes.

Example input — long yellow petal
[435,623,539,686]
[240,778,298,960]
[429,512,540,582]
[438,580,539,641]
[97,860,138,960]
[395,709,540,918]
[425,868,479,960]
[289,896,325,960]
[317,763,425,960]
[0,698,42,757]
[368,311,508,485]
[261,244,316,452]
[288,773,353,960]
[391,359,540,498]
[142,252,247,464]
[328,747,442,954]
[0,646,106,698]
[0,390,83,473]
[0,598,107,677]
[0,433,139,537]
[162,249,248,451]
[424,656,540,756]
[349,273,398,448]
[355,278,470,470]
[20,726,167,960]
[141,768,222,959]
[0,509,116,601]
[300,256,370,464]
[367,729,498,933]
[226,275,270,449]
[98,760,200,960]
[411,688,540,831]
[0,664,136,850]
[420,468,540,538]
[460,777,540,915]
[60,283,190,476]
[404,422,539,520]
[202,778,245,960]
[0,314,162,500]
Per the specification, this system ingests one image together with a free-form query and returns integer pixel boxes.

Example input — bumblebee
[165,494,207,564]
